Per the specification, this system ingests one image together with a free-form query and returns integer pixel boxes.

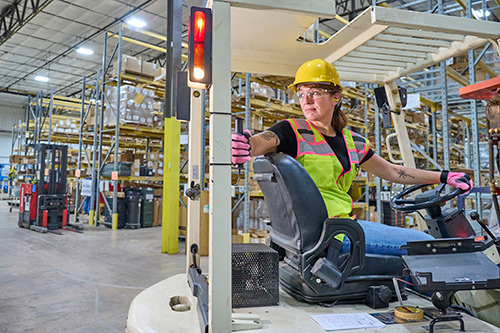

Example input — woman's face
[297,84,341,124]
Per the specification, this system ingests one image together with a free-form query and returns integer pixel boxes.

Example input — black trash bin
[103,196,127,228]
[140,188,154,228]
[125,188,141,229]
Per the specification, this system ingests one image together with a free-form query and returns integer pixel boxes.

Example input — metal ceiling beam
[5,0,156,91]
[0,86,35,97]
[451,0,499,77]
[0,0,54,47]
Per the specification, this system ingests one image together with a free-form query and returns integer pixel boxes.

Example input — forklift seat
[253,153,404,303]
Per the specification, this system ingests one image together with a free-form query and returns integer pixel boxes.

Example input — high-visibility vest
[287,119,370,218]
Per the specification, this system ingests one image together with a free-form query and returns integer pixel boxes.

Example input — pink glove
[231,129,252,165]
[441,171,473,193]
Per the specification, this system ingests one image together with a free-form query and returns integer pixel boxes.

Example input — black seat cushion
[253,154,328,253]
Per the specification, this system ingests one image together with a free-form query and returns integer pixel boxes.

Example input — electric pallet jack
[18,144,82,234]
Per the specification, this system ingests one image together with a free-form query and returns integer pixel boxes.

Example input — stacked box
[85,105,96,127]
[153,102,164,128]
[9,155,24,164]
[153,114,163,128]
[54,118,79,134]
[131,159,141,177]
[148,151,164,161]
[154,67,166,82]
[113,55,159,79]
[153,197,162,226]
[133,153,144,164]
[113,55,142,76]
[104,85,155,127]
[141,61,158,79]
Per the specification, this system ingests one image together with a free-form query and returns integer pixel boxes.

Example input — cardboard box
[21,158,36,165]
[131,164,141,177]
[179,195,187,236]
[369,206,377,223]
[250,233,270,245]
[9,155,24,164]
[149,152,164,161]
[154,67,166,82]
[232,231,244,244]
[153,114,163,128]
[153,197,162,227]
[118,150,134,162]
[199,191,209,256]
[113,55,142,76]
[154,168,163,177]
[411,112,426,124]
[142,61,157,78]
[153,102,162,111]
[86,105,96,126]
[133,153,144,164]
[351,206,367,220]
[178,191,209,255]
[250,115,263,131]
[103,191,125,198]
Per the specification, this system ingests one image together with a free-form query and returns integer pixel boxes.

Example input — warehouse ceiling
[0,0,499,113]
[0,0,203,107]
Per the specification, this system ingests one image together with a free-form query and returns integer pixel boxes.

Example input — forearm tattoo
[398,169,415,179]
[260,131,279,144]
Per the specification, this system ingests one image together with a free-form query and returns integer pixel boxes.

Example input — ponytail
[329,85,346,133]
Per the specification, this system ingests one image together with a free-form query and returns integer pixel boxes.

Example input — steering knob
[470,211,480,221]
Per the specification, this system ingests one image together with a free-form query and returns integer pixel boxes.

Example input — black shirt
[268,120,374,172]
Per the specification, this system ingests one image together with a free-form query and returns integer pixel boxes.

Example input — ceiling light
[34,75,49,82]
[77,47,94,55]
[126,18,147,28]
[472,9,490,18]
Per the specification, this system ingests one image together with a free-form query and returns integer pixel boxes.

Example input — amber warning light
[188,7,212,89]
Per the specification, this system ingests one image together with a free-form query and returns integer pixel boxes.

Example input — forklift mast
[36,143,68,196]
[18,144,69,231]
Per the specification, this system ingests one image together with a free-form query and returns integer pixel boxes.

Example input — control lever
[185,181,201,200]
[470,211,500,245]
[190,243,201,274]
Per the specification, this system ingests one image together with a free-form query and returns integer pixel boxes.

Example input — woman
[231,59,473,255]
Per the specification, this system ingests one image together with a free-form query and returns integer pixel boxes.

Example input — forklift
[18,143,72,233]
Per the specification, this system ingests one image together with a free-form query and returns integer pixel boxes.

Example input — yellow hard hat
[289,59,342,92]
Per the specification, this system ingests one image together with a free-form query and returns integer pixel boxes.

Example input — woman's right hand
[231,130,252,164]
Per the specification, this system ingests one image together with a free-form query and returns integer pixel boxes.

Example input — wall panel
[0,104,26,163]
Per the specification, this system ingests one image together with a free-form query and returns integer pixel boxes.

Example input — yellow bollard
[243,233,250,243]
[88,210,95,226]
[112,213,118,230]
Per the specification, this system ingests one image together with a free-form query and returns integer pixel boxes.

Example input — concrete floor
[0,201,189,333]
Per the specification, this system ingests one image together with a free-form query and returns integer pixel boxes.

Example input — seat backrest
[253,153,328,253]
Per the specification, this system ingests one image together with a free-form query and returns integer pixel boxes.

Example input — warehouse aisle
[0,202,187,333]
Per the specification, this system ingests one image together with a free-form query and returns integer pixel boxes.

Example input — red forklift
[18,144,71,232]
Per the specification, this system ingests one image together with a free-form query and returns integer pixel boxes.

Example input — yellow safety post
[162,117,181,253]
[243,233,250,244]
[89,210,95,226]
[112,213,118,230]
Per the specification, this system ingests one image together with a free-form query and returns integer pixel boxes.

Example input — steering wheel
[391,183,465,212]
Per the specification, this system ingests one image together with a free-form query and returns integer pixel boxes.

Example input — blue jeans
[340,220,434,256]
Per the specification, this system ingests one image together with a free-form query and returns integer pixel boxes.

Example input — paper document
[310,312,386,331]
